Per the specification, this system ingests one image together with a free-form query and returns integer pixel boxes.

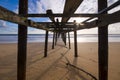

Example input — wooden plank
[61,33,67,45]
[44,30,49,57]
[98,0,108,80]
[55,32,58,45]
[68,32,71,49]
[74,29,78,57]
[52,32,55,49]
[0,6,49,31]
[62,0,83,22]
[27,13,99,17]
[77,10,120,30]
[48,25,75,28]
[17,0,28,80]
[98,10,120,26]
[46,10,55,22]
[64,33,67,45]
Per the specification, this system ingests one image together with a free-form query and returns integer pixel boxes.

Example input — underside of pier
[0,0,120,80]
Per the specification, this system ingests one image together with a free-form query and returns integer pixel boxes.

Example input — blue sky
[0,0,120,34]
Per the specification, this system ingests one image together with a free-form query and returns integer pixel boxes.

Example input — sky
[0,0,120,34]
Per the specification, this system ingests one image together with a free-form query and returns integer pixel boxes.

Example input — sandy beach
[0,42,120,80]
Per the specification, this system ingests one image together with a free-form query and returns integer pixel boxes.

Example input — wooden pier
[0,0,120,80]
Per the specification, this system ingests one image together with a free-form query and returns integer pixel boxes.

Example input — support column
[17,0,28,80]
[74,30,78,57]
[55,32,57,45]
[44,30,49,57]
[68,32,71,49]
[98,0,108,80]
[62,33,66,45]
[64,33,67,45]
[52,32,55,49]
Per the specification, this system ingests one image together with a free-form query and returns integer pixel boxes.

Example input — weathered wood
[61,33,67,45]
[47,10,55,22]
[17,0,28,80]
[74,29,78,57]
[74,21,78,57]
[37,22,74,24]
[68,32,71,49]
[55,32,58,45]
[98,0,108,80]
[49,25,75,28]
[44,30,49,57]
[64,33,67,45]
[77,10,120,30]
[62,0,83,22]
[0,6,49,31]
[26,13,99,17]
[52,32,55,49]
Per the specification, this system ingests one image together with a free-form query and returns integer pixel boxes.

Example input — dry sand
[0,42,120,80]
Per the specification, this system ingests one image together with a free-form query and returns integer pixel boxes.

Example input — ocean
[0,34,120,43]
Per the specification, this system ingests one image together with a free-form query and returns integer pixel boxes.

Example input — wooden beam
[39,9,120,29]
[26,13,99,17]
[98,0,108,80]
[68,32,71,49]
[74,29,78,57]
[64,33,67,45]
[50,29,72,33]
[44,30,49,57]
[98,10,120,26]
[48,25,75,28]
[0,6,49,31]
[52,32,55,49]
[62,0,83,23]
[61,33,67,45]
[17,0,28,80]
[46,10,55,22]
[47,10,120,32]
[37,22,71,24]
[55,32,58,45]
[77,10,120,30]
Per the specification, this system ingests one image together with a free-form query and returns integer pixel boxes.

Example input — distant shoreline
[0,34,120,43]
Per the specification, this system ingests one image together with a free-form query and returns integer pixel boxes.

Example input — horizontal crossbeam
[0,6,50,31]
[78,10,120,30]
[25,14,100,17]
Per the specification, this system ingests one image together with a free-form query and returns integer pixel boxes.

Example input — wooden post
[74,29,78,57]
[55,32,57,45]
[17,0,28,80]
[98,0,108,80]
[68,32,71,49]
[44,30,49,57]
[61,33,67,45]
[64,33,67,45]
[74,20,78,57]
[52,32,55,49]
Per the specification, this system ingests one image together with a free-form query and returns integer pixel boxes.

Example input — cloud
[29,0,65,13]
[14,6,18,14]
[109,23,120,34]
[108,0,118,6]
[75,0,98,13]
[0,20,7,27]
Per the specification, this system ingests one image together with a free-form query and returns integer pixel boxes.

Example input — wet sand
[0,42,120,80]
